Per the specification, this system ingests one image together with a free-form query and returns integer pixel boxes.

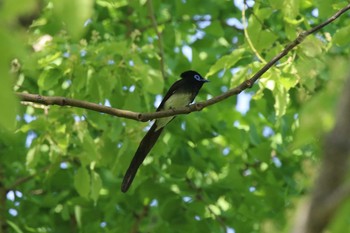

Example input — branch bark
[16,92,140,120]
[129,205,149,233]
[291,75,350,233]
[17,4,350,123]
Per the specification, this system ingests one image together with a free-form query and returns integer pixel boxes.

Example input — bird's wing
[156,79,185,111]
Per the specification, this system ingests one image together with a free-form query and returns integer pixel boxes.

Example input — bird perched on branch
[121,70,209,192]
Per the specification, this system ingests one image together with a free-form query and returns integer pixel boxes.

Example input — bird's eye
[194,74,202,81]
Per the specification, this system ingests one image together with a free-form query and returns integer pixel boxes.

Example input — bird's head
[180,70,209,83]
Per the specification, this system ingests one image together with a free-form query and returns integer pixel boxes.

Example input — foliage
[1,0,350,232]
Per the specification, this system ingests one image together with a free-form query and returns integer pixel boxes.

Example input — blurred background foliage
[1,0,350,232]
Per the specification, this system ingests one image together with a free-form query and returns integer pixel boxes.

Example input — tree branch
[5,164,52,192]
[147,0,166,80]
[306,73,350,233]
[16,92,141,120]
[185,177,228,232]
[16,4,350,122]
[129,205,149,233]
[291,74,350,233]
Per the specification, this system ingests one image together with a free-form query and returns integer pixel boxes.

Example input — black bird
[121,70,209,192]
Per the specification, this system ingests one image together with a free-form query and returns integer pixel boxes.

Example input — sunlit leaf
[90,171,102,204]
[74,167,90,198]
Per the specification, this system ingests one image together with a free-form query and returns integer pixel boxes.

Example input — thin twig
[242,2,267,63]
[147,0,166,80]
[129,205,149,233]
[16,4,350,122]
[206,205,228,233]
[185,178,228,232]
[6,164,52,192]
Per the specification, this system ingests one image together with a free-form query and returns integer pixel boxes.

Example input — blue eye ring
[194,74,201,81]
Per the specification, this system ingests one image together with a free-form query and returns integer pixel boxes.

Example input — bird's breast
[155,92,192,130]
[163,92,192,109]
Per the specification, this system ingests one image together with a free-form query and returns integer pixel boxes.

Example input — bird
[121,70,209,192]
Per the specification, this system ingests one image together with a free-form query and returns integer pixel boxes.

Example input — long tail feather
[121,123,164,192]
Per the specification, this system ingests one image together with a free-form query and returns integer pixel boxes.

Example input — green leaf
[282,0,300,20]
[74,205,83,228]
[205,20,224,37]
[0,73,18,131]
[333,25,350,46]
[77,130,98,166]
[254,30,278,51]
[207,48,245,76]
[268,0,284,9]
[96,0,128,8]
[38,68,61,91]
[141,69,164,94]
[315,0,335,18]
[249,124,261,145]
[280,74,298,91]
[274,85,289,117]
[0,0,37,22]
[26,146,39,168]
[294,58,348,147]
[246,14,278,51]
[7,220,23,233]
[74,167,90,198]
[300,36,323,57]
[52,0,94,40]
[90,171,102,204]
[249,142,272,162]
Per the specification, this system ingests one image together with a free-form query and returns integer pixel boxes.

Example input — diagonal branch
[147,0,166,80]
[16,3,350,122]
